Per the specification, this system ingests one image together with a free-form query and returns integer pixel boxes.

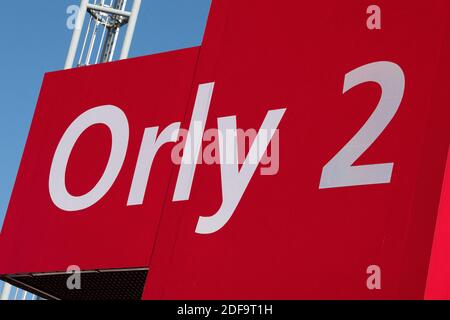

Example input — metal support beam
[0,283,12,300]
[120,0,141,60]
[65,0,89,69]
[87,3,131,17]
[99,0,128,63]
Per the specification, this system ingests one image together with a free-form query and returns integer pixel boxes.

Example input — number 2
[320,61,405,189]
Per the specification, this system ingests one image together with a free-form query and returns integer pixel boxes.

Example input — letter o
[49,105,129,211]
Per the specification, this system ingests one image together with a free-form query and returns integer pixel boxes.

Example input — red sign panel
[426,148,450,299]
[0,48,200,274]
[142,0,450,299]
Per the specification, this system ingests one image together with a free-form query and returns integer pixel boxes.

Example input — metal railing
[0,282,41,300]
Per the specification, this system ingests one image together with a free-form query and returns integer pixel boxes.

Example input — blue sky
[0,0,211,230]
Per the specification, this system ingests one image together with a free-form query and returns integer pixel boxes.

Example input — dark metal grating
[1,268,148,300]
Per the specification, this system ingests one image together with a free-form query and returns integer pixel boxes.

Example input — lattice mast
[65,0,141,69]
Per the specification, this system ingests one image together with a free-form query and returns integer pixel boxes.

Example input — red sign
[426,148,450,299]
[0,48,201,273]
[142,0,450,299]
[1,0,450,300]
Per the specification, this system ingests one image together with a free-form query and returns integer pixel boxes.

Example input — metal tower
[65,0,141,69]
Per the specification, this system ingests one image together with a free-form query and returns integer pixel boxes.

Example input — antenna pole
[121,0,141,60]
[65,0,89,69]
